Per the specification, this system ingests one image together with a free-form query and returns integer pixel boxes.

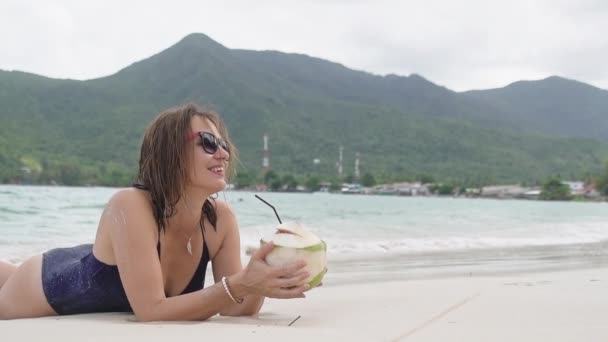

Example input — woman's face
[188,116,230,194]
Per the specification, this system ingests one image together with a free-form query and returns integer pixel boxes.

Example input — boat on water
[341,183,363,194]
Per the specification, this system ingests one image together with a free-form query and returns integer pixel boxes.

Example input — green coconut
[261,222,327,288]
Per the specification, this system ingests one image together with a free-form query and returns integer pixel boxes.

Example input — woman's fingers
[243,253,312,298]
[273,260,307,277]
[271,284,310,299]
[252,241,275,261]
[272,271,310,289]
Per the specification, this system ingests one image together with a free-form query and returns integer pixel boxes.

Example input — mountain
[463,76,608,141]
[1,33,607,186]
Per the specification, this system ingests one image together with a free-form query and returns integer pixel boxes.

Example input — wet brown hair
[135,103,238,233]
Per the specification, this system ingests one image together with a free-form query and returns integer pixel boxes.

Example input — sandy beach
[2,266,607,342]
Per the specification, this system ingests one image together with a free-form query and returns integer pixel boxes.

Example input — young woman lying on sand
[0,103,311,320]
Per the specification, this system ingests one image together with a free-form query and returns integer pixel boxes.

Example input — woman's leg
[0,255,57,319]
[0,261,17,289]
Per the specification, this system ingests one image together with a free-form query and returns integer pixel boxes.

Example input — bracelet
[222,276,243,304]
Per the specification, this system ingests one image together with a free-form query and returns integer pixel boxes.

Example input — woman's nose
[215,146,230,160]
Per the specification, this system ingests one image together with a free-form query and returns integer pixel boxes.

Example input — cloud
[0,0,606,91]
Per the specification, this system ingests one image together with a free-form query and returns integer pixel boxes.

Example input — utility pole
[354,152,360,182]
[337,146,344,179]
[262,133,269,175]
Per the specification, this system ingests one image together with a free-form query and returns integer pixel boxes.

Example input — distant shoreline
[1,183,605,203]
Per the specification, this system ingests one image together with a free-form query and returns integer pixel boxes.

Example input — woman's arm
[105,190,235,321]
[210,200,313,316]
[105,190,309,322]
[208,200,264,316]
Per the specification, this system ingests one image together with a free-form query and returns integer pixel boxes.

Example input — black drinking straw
[254,195,282,224]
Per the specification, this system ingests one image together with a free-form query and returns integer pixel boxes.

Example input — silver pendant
[187,238,193,256]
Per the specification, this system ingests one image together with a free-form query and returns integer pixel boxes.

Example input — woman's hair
[135,103,238,233]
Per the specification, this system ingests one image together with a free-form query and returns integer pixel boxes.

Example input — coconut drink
[261,222,327,288]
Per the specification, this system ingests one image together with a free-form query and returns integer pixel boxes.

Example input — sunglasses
[188,131,230,157]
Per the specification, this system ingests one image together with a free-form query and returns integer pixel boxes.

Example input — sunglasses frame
[187,131,230,158]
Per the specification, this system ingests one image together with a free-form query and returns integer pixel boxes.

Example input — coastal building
[522,189,542,200]
[369,182,430,196]
[481,185,531,199]
[396,182,429,196]
[582,183,601,199]
[562,181,585,195]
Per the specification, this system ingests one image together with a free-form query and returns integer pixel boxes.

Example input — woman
[0,103,310,320]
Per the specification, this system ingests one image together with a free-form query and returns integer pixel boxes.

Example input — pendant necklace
[183,229,194,256]
[186,236,193,256]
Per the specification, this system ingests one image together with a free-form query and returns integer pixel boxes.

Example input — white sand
[2,267,607,341]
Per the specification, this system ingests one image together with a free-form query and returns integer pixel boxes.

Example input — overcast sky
[1,0,606,91]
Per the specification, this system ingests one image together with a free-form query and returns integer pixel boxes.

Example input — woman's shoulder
[97,188,157,255]
[210,197,237,219]
[211,197,233,213]
[107,187,152,211]
[209,197,237,228]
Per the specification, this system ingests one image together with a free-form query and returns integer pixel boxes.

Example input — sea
[2,185,608,284]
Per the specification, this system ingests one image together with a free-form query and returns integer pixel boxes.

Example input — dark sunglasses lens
[201,133,219,154]
[218,139,229,153]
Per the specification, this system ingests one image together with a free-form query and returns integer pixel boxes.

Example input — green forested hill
[1,33,607,186]
[463,76,608,141]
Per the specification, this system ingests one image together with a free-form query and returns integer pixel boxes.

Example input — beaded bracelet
[222,276,243,304]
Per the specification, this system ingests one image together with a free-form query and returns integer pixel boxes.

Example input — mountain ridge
[0,33,607,185]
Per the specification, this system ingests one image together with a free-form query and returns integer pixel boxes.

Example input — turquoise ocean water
[2,185,607,282]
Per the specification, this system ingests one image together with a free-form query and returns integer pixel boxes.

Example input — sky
[1,0,607,91]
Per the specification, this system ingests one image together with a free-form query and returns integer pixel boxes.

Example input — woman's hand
[230,242,310,299]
